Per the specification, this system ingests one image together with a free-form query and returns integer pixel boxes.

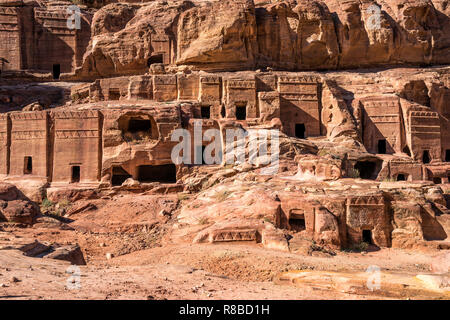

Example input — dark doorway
[137,164,177,183]
[201,106,211,119]
[403,146,411,157]
[52,64,60,80]
[289,216,306,232]
[397,174,406,181]
[221,106,226,118]
[445,150,450,162]
[354,161,377,180]
[433,177,442,184]
[362,230,373,244]
[128,119,151,133]
[71,166,80,183]
[147,54,164,67]
[422,150,431,164]
[377,139,387,154]
[24,156,32,175]
[111,166,132,186]
[201,145,207,165]
[295,123,306,139]
[236,105,246,120]
[109,89,120,100]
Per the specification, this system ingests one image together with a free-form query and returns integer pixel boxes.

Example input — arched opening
[422,150,431,164]
[295,123,306,139]
[147,54,163,67]
[118,114,158,143]
[396,174,406,181]
[127,119,152,133]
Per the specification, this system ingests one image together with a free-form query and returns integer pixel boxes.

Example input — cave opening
[147,54,163,67]
[137,164,176,183]
[433,177,442,184]
[118,115,157,142]
[396,174,406,181]
[127,119,152,133]
[111,166,132,186]
[354,161,378,180]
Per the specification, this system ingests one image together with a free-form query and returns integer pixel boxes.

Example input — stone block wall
[278,76,321,138]
[9,111,49,177]
[52,110,101,183]
[0,2,91,74]
[0,113,9,175]
[361,97,404,154]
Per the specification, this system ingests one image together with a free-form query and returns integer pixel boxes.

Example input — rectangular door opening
[235,105,246,120]
[289,214,306,232]
[295,123,306,139]
[108,89,120,101]
[52,64,60,80]
[377,139,387,154]
[201,106,211,119]
[71,166,80,183]
[24,156,32,175]
[362,229,373,244]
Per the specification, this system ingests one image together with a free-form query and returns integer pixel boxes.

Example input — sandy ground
[0,193,448,300]
[0,230,448,300]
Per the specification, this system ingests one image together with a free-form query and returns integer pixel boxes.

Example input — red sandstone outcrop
[70,0,450,79]
[0,183,39,224]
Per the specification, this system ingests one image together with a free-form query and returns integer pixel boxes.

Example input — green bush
[41,198,53,208]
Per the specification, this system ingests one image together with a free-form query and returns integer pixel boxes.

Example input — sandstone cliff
[74,0,450,79]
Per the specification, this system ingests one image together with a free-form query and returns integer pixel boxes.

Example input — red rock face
[0,183,39,224]
[58,0,450,79]
[0,0,449,253]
